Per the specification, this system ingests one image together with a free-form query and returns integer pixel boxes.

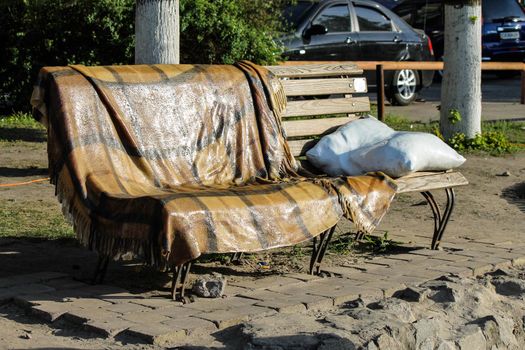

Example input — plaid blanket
[31,62,396,266]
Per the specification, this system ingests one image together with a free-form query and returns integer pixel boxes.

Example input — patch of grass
[0,112,42,129]
[448,131,517,154]
[0,111,46,143]
[329,233,356,255]
[325,231,402,256]
[382,115,524,154]
[483,120,525,146]
[362,232,399,253]
[0,200,74,240]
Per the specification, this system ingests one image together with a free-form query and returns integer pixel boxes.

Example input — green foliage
[0,112,41,129]
[329,233,356,255]
[469,15,478,24]
[1,0,288,112]
[179,0,285,65]
[448,109,462,125]
[448,131,516,154]
[0,0,135,113]
[289,245,305,257]
[383,115,523,154]
[363,232,398,253]
[483,120,525,146]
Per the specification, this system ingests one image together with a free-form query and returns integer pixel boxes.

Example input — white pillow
[306,117,395,176]
[306,117,466,178]
[347,132,466,178]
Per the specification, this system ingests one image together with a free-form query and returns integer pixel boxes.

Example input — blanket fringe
[311,177,377,235]
[54,171,163,267]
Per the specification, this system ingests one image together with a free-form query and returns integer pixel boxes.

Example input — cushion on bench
[31,62,396,266]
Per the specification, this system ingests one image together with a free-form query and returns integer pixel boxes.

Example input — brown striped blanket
[31,62,396,267]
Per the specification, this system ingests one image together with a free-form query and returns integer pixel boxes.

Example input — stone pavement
[1,236,524,346]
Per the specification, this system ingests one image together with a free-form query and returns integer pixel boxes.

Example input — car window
[482,0,525,22]
[312,4,351,32]
[355,5,393,31]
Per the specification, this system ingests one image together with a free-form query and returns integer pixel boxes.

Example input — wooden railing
[280,61,525,120]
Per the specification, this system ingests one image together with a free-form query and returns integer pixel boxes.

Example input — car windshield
[283,1,316,30]
[482,0,525,22]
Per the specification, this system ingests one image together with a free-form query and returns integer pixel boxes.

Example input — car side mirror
[304,24,328,39]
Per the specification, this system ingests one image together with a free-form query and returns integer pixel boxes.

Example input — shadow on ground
[0,166,48,177]
[501,181,525,213]
[0,127,46,142]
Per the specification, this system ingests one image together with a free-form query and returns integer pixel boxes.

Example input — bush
[0,0,136,113]
[447,131,516,154]
[1,0,288,113]
[179,0,285,65]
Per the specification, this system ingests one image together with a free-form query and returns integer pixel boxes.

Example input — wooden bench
[78,62,468,300]
[265,63,469,262]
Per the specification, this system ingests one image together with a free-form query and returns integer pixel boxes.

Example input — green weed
[362,232,398,253]
[448,131,516,154]
[448,109,462,124]
[0,112,41,129]
[329,233,356,255]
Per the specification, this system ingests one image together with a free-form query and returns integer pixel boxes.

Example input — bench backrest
[265,63,370,157]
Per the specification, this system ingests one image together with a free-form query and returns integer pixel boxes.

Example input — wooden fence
[280,61,525,121]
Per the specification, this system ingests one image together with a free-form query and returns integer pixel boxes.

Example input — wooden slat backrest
[265,63,371,157]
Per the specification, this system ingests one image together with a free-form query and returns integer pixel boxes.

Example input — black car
[280,0,435,105]
[391,0,525,67]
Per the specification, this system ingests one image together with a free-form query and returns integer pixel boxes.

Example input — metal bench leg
[421,188,455,250]
[309,226,336,275]
[92,254,110,285]
[229,252,244,264]
[170,261,193,303]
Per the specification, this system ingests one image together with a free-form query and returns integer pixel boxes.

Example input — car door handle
[345,37,356,44]
[393,36,402,43]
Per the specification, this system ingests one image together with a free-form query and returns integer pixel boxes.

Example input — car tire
[389,69,420,106]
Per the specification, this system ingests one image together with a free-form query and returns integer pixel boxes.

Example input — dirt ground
[0,138,524,349]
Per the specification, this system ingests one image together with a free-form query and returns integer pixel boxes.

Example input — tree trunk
[135,0,179,64]
[440,0,482,139]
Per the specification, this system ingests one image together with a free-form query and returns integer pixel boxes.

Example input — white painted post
[135,0,180,64]
[440,0,482,139]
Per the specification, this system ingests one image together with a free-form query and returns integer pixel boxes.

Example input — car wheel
[390,69,419,106]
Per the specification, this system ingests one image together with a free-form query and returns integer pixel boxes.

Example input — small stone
[488,269,511,277]
[491,277,525,297]
[422,280,463,303]
[192,273,226,298]
[457,326,486,350]
[496,171,511,177]
[368,299,416,323]
[393,287,428,302]
[19,333,31,340]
